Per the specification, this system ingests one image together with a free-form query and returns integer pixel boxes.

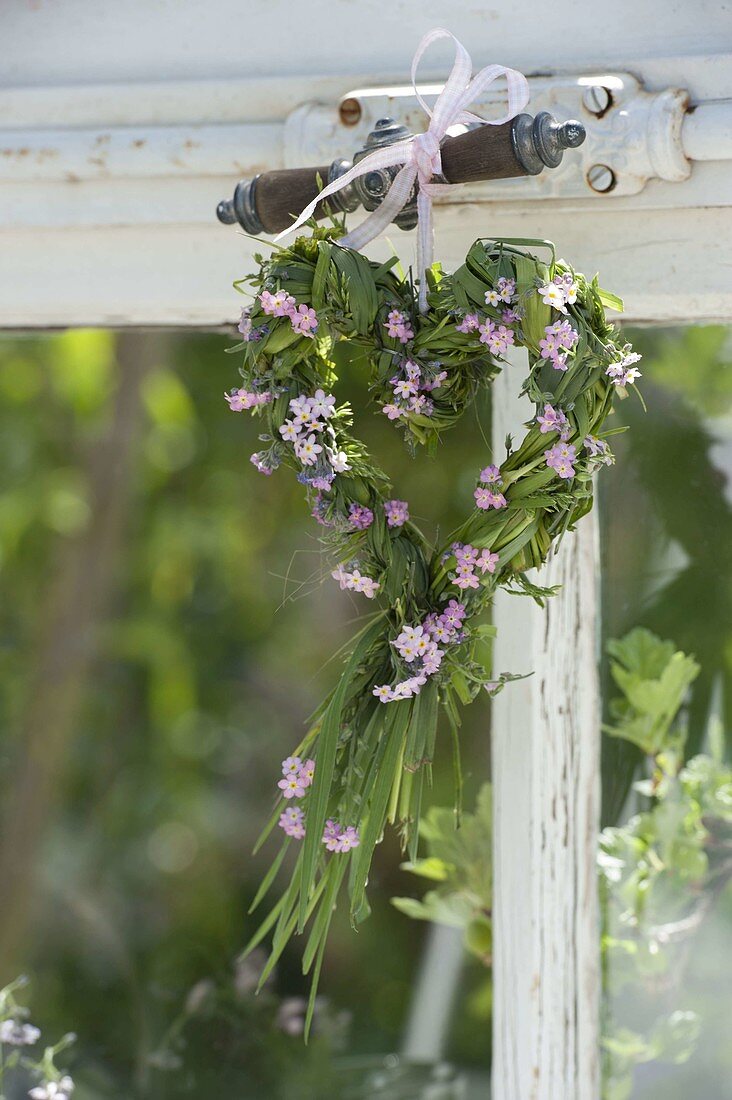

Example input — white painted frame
[2,3,732,1096]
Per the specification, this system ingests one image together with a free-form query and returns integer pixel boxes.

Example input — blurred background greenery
[0,323,729,1097]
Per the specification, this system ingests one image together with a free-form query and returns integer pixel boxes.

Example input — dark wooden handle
[255,166,332,234]
[251,124,528,233]
[440,121,526,183]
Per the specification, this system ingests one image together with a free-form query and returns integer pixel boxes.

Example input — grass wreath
[224,226,639,1030]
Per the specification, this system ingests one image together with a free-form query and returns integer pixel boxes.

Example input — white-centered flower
[538,283,568,313]
[278,420,300,442]
[294,434,322,466]
[29,1077,75,1100]
[0,1020,41,1046]
[328,450,351,473]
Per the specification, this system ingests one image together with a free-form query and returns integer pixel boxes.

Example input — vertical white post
[491,355,601,1099]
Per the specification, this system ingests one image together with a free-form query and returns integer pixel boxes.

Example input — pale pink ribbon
[277,28,529,312]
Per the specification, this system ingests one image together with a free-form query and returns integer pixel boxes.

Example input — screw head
[338,96,362,127]
[586,163,617,193]
[363,169,388,197]
[582,85,613,117]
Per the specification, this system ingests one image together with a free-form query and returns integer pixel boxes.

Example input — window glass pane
[599,325,732,1099]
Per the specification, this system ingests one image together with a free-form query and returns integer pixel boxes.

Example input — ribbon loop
[277,28,529,312]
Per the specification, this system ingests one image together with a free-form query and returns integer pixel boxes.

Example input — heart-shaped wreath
[225,226,639,1026]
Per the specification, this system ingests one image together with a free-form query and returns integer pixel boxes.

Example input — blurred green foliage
[0,328,494,1096]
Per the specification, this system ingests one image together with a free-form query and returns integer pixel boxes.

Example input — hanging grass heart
[224,225,638,1030]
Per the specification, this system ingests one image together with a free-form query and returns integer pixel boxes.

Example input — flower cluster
[384,309,414,344]
[478,319,515,356]
[322,820,360,853]
[536,402,570,437]
[538,272,578,313]
[277,755,316,801]
[454,279,516,354]
[484,276,516,307]
[260,290,319,338]
[539,319,579,371]
[606,345,642,389]
[277,390,349,489]
[331,563,381,599]
[382,360,447,422]
[279,806,306,839]
[0,1019,41,1046]
[30,1079,75,1100]
[373,600,466,703]
[448,542,499,590]
[545,440,578,479]
[474,465,507,511]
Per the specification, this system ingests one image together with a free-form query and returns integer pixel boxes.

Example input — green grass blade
[297,615,386,929]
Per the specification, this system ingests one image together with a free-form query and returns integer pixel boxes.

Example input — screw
[363,169,388,197]
[586,163,616,193]
[338,97,362,127]
[582,85,613,117]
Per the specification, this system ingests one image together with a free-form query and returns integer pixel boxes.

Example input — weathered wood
[253,165,332,233]
[491,356,601,1100]
[441,121,524,183]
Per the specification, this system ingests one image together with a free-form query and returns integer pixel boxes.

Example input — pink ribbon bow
[278,28,529,312]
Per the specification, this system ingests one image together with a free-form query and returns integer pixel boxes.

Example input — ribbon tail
[416,189,433,314]
[341,164,417,252]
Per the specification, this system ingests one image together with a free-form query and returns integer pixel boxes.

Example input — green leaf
[350,700,411,918]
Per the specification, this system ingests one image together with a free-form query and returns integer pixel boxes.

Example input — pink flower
[373,684,395,703]
[282,756,302,776]
[478,319,495,344]
[456,313,480,333]
[479,465,502,484]
[290,304,319,337]
[393,378,417,399]
[322,819,342,851]
[278,773,306,799]
[486,324,514,355]
[279,806,306,839]
[349,503,374,530]
[336,825,360,852]
[497,277,516,302]
[294,433,322,466]
[584,435,614,465]
[384,309,413,343]
[382,404,403,421]
[422,369,448,391]
[299,759,315,787]
[384,499,409,528]
[250,452,274,476]
[545,441,577,479]
[455,570,480,590]
[536,403,568,435]
[474,486,507,510]
[260,289,295,316]
[310,389,336,418]
[279,419,300,442]
[476,549,499,574]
